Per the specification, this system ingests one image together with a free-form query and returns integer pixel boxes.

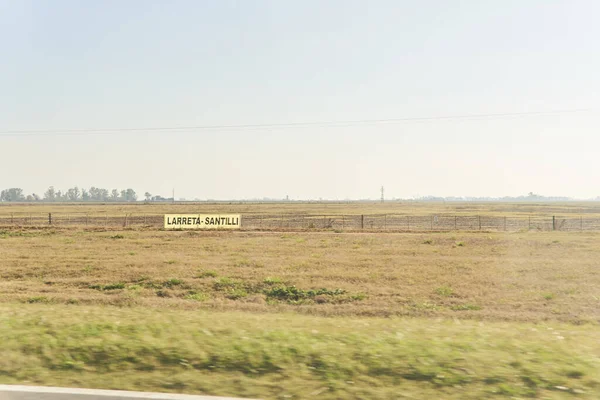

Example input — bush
[224,289,248,300]
[265,286,346,302]
[263,277,283,285]
[89,283,125,291]
[25,296,50,304]
[196,270,218,278]
[213,277,241,291]
[185,291,208,302]
[163,278,183,288]
[435,286,454,297]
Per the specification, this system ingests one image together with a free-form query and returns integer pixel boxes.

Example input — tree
[89,187,98,201]
[44,186,56,201]
[144,192,152,201]
[66,187,81,201]
[111,189,120,201]
[0,188,25,202]
[89,187,109,201]
[81,189,90,201]
[125,188,137,202]
[98,188,109,202]
[90,187,110,202]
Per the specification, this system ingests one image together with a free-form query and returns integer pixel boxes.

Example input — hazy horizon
[2,0,599,200]
[0,184,596,202]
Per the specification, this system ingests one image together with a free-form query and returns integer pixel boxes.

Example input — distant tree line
[0,187,171,202]
[415,192,573,202]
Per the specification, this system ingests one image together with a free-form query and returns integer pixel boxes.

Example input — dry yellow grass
[2,205,600,399]
[1,227,598,322]
[2,200,600,217]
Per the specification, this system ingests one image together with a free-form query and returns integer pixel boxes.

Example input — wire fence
[0,212,598,232]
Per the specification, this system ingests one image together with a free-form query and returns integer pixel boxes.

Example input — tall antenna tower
[380,186,384,203]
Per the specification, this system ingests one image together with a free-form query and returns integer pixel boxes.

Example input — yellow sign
[164,214,241,230]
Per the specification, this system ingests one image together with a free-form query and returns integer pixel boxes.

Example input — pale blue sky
[1,0,599,199]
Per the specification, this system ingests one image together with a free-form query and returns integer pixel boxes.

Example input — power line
[0,108,595,137]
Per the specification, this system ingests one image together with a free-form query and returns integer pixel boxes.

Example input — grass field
[1,228,599,322]
[1,203,600,398]
[2,305,599,399]
[3,200,600,217]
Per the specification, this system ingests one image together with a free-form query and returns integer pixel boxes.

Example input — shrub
[225,288,248,300]
[185,291,208,302]
[26,296,50,304]
[350,293,367,301]
[89,283,125,291]
[451,304,481,311]
[263,277,283,285]
[163,278,183,288]
[196,270,218,278]
[264,286,346,302]
[435,286,454,297]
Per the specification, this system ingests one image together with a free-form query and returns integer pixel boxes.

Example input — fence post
[85,214,89,226]
[144,214,147,225]
[407,215,410,231]
[48,213,52,225]
[580,216,583,231]
[430,215,433,230]
[504,216,507,231]
[29,214,32,225]
[454,216,457,230]
[552,216,556,231]
[478,215,481,230]
[528,216,531,230]
[384,214,387,230]
[361,215,364,230]
[11,213,13,224]
[342,215,345,230]
[124,214,128,228]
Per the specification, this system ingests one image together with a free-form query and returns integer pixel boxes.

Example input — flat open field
[4,201,600,232]
[1,203,599,398]
[1,229,599,322]
[3,200,600,217]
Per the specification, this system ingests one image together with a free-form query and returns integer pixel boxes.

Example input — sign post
[164,214,241,230]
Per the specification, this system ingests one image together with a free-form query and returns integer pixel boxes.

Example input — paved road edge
[0,385,257,400]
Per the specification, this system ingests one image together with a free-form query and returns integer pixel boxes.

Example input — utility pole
[380,186,384,203]
[172,188,175,204]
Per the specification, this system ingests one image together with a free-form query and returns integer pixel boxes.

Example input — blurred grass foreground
[1,305,599,399]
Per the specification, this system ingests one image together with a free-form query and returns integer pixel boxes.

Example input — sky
[1,0,599,200]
